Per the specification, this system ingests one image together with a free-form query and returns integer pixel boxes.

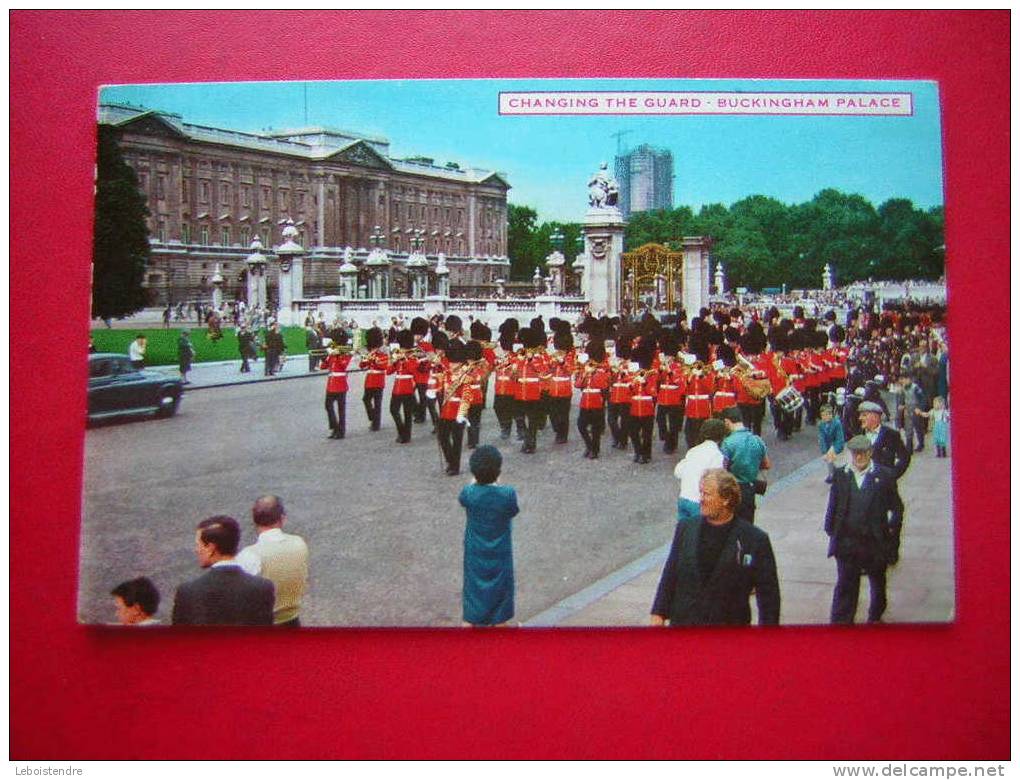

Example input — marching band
[318,308,852,475]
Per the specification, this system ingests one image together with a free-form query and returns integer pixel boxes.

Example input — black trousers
[466,404,483,448]
[739,402,765,436]
[414,384,431,423]
[493,394,516,438]
[325,391,346,437]
[362,387,383,430]
[547,396,571,443]
[607,402,631,447]
[629,415,654,461]
[684,417,706,450]
[656,405,683,453]
[772,399,794,440]
[390,393,415,442]
[577,407,605,456]
[437,418,465,472]
[308,354,319,372]
[831,557,888,624]
[517,400,542,452]
[736,482,757,524]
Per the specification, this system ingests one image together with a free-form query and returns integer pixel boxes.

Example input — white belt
[612,383,629,388]
[661,384,678,390]
[329,372,347,377]
[582,388,602,394]
[715,391,735,397]
[789,374,803,379]
[521,378,539,382]
[447,397,462,403]
[368,369,385,374]
[633,395,653,400]
[689,394,710,399]
[552,377,571,382]
[396,374,414,379]
[470,384,481,389]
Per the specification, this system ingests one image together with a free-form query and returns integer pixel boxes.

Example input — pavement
[526,438,954,627]
[91,346,950,628]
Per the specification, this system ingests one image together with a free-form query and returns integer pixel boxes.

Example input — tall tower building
[614,144,674,218]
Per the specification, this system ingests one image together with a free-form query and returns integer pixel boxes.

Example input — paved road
[79,369,826,626]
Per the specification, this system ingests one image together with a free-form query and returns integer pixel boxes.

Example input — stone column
[680,237,712,316]
[582,209,626,316]
[275,219,306,326]
[316,174,326,247]
[467,192,477,257]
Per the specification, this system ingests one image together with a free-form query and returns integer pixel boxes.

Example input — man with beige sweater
[236,495,309,627]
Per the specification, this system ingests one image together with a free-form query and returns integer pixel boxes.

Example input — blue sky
[101,78,944,224]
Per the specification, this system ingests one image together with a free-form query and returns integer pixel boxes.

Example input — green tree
[507,204,541,280]
[92,126,151,320]
[875,199,944,280]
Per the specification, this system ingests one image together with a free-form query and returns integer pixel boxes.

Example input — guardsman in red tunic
[410,317,433,424]
[575,340,610,459]
[464,339,490,449]
[492,323,519,440]
[387,330,419,444]
[435,342,476,476]
[359,327,389,432]
[512,327,546,454]
[683,356,716,449]
[424,330,450,434]
[321,332,353,439]
[607,332,634,450]
[628,339,659,464]
[712,363,739,415]
[655,330,686,454]
[546,329,576,444]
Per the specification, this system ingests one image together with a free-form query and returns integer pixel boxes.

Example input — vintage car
[87,353,184,423]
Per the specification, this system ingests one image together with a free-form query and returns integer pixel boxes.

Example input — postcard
[81,77,950,628]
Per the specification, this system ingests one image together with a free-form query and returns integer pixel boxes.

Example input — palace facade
[99,103,511,305]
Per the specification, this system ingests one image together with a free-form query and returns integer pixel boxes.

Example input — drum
[776,385,804,413]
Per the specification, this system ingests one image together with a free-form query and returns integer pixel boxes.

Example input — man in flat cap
[858,399,911,532]
[824,435,903,623]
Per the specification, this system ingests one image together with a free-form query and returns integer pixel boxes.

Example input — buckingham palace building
[99,103,512,305]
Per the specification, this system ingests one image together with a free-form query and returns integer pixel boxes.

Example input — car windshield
[90,357,132,378]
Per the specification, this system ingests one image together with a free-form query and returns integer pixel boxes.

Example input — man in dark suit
[172,516,274,626]
[859,400,911,526]
[825,435,903,623]
[651,468,780,627]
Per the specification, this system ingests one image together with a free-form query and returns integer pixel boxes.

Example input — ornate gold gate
[620,243,685,312]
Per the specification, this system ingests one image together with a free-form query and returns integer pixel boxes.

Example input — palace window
[297,192,305,210]
[221,227,230,246]
[240,227,250,246]
[221,183,231,205]
[200,227,209,245]
[260,228,269,246]
[157,221,166,243]
[182,180,190,201]
[279,190,288,210]
[261,187,270,208]
[157,176,166,200]
[242,185,251,207]
[200,181,209,203]
[181,223,191,243]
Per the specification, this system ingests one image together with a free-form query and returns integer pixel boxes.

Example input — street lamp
[550,228,564,251]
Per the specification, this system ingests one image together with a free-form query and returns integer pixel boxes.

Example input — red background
[10,11,1009,759]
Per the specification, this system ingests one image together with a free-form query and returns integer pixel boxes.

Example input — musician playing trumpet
[574,340,611,459]
[545,330,577,445]
[387,330,419,444]
[321,332,353,439]
[359,327,389,432]
[434,341,477,476]
[511,327,547,455]
[628,339,659,464]
[655,331,686,455]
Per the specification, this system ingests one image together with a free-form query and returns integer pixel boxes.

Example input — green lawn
[90,326,311,366]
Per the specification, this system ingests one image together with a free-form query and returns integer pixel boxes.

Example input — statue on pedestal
[588,162,620,209]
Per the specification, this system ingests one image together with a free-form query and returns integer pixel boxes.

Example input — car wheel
[157,393,180,418]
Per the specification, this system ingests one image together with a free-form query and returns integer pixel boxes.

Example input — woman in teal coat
[459,445,520,626]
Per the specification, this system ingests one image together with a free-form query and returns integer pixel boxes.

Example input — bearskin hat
[330,329,350,347]
[444,315,463,334]
[396,330,414,350]
[431,330,450,351]
[470,320,488,340]
[498,317,519,336]
[716,342,737,367]
[410,317,429,337]
[658,329,680,356]
[464,340,482,361]
[553,330,574,352]
[365,327,384,350]
[517,327,541,350]
[446,341,467,363]
[586,340,606,363]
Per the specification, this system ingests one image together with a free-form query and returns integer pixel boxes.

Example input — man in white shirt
[237,495,309,627]
[673,418,728,522]
[128,334,147,369]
